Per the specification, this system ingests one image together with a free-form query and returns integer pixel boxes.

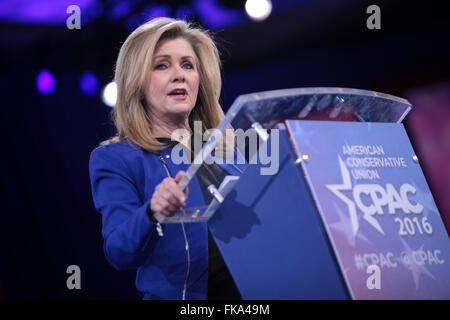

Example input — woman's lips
[168,88,188,100]
[168,88,187,96]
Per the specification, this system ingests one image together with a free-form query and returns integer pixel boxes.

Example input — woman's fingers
[151,196,183,216]
[174,171,189,197]
[161,177,186,205]
[174,170,185,183]
[152,197,181,216]
[150,172,189,217]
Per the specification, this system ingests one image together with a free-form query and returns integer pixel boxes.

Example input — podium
[156,88,450,299]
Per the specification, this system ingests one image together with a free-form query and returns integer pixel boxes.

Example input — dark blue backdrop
[0,0,449,299]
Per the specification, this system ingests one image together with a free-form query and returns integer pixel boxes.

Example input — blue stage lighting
[142,4,171,20]
[36,69,56,94]
[194,0,246,30]
[0,0,102,26]
[105,0,132,21]
[79,71,99,96]
[175,5,194,20]
[125,4,171,31]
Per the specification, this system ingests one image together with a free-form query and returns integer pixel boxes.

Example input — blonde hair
[101,17,225,153]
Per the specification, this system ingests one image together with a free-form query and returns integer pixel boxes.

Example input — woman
[89,17,242,300]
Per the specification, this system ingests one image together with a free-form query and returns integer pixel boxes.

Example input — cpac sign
[326,156,423,236]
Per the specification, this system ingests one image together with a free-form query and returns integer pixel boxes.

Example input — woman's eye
[154,63,167,70]
[182,62,194,69]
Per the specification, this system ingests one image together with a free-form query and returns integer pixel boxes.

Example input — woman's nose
[171,65,185,82]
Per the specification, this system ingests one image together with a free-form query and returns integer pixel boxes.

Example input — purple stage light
[193,0,246,30]
[79,71,99,96]
[175,5,194,21]
[36,69,55,94]
[105,0,132,21]
[143,4,171,20]
[0,0,102,25]
[125,14,142,31]
[125,5,171,31]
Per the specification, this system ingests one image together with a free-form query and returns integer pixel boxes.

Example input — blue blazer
[89,140,242,300]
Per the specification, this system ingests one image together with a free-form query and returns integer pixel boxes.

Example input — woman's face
[145,37,200,121]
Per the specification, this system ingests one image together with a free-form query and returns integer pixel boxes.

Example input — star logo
[326,156,384,237]
[329,203,372,247]
[397,238,436,290]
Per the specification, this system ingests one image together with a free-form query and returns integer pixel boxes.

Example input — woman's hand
[150,171,189,216]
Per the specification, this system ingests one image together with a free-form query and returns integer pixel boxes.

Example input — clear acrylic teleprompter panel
[154,87,412,223]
